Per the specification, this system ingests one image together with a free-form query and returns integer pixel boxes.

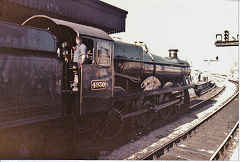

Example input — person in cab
[72,36,87,91]
[73,36,87,69]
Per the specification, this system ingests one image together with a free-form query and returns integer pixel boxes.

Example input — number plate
[91,80,107,90]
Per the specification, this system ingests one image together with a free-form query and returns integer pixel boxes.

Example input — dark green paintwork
[80,39,114,115]
[114,41,189,67]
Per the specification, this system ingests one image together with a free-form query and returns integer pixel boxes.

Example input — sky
[101,0,239,75]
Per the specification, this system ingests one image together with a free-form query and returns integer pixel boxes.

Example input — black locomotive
[0,15,196,158]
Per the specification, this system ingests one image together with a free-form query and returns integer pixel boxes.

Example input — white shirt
[73,43,86,63]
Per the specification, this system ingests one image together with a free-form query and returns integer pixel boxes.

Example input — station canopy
[0,0,128,34]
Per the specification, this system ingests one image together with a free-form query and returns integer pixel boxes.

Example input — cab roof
[22,15,113,41]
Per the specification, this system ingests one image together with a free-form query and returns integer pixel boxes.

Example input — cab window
[97,40,111,66]
[82,38,94,64]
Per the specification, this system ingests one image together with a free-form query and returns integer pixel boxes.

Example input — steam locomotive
[0,15,196,158]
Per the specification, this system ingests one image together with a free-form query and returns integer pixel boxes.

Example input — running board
[120,99,181,120]
[115,85,194,101]
[153,99,181,112]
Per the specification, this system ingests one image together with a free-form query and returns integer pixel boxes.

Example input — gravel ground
[99,80,237,160]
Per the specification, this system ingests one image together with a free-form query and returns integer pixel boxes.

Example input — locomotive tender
[0,15,195,158]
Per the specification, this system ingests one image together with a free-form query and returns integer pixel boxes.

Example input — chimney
[169,49,178,58]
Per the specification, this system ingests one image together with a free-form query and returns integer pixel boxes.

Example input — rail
[209,121,239,160]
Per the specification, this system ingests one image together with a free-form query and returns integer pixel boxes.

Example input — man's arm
[80,55,86,66]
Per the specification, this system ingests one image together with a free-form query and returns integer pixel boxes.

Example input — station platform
[230,145,239,161]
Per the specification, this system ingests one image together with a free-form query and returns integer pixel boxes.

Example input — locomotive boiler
[0,15,196,158]
[114,41,191,91]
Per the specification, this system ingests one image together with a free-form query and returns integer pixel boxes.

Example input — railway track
[140,81,238,160]
[189,84,224,110]
[98,79,231,160]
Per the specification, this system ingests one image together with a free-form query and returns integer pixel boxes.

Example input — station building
[0,0,128,34]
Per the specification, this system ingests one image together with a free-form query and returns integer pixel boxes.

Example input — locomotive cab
[23,15,114,116]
